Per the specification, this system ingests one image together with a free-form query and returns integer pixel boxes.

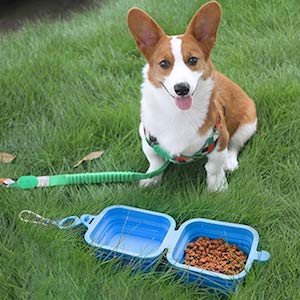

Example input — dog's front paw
[224,151,239,172]
[207,172,228,192]
[139,175,162,188]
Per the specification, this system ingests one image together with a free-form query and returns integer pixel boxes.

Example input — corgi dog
[127,1,257,192]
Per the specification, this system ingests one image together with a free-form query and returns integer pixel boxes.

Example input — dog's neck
[141,64,215,156]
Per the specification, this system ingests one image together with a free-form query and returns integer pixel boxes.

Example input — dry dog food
[183,237,247,275]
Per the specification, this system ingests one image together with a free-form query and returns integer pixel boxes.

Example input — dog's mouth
[159,81,193,110]
[175,96,192,110]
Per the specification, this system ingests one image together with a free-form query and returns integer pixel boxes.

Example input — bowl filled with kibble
[166,218,270,292]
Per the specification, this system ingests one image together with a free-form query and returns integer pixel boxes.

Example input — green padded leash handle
[12,161,170,190]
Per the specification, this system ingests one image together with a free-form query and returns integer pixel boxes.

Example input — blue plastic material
[81,206,176,268]
[53,216,82,229]
[79,205,270,293]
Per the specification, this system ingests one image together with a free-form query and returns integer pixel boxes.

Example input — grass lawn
[0,0,299,299]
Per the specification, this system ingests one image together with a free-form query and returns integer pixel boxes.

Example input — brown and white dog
[127,1,257,191]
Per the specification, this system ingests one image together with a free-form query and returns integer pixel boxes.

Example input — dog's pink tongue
[175,96,192,110]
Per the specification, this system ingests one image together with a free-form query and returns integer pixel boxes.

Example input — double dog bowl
[77,205,270,292]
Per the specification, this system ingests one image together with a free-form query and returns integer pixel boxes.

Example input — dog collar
[144,115,221,164]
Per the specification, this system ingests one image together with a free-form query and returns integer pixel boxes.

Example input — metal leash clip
[0,178,16,188]
[18,210,82,229]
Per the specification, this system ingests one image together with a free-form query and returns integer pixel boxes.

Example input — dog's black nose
[174,82,190,96]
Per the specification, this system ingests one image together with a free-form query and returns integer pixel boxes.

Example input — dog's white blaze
[164,37,201,96]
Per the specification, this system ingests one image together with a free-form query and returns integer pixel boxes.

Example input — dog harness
[144,115,221,164]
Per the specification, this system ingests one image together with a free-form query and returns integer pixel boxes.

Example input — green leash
[6,161,170,190]
[2,121,221,190]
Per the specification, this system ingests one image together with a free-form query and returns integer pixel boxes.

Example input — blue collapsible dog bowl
[80,205,176,268]
[78,205,270,293]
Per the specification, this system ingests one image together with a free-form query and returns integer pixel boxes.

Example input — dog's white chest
[141,71,214,156]
[144,112,212,156]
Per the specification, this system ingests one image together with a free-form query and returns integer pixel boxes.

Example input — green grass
[0,0,299,299]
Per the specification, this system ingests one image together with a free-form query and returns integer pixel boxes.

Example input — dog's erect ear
[127,8,166,60]
[185,1,222,58]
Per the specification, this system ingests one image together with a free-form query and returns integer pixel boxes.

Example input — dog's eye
[159,60,171,69]
[187,57,198,66]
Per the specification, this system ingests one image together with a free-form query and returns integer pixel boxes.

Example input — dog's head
[127,1,221,111]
